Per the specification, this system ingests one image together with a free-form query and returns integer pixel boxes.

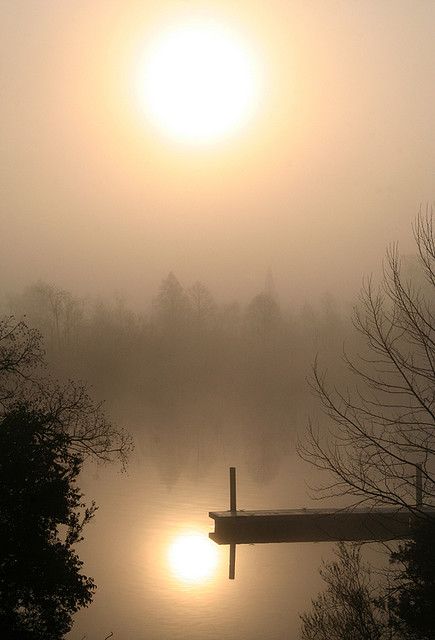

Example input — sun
[135,19,260,144]
[167,533,218,583]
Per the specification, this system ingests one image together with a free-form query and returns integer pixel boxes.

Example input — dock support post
[230,467,237,513]
[229,543,236,580]
[416,464,423,508]
[229,467,237,579]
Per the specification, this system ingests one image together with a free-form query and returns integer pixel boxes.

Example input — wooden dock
[209,506,415,545]
[209,467,433,578]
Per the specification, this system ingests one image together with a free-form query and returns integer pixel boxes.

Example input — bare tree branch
[298,211,435,517]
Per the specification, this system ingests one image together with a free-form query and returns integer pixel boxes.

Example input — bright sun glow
[167,533,218,583]
[136,19,260,143]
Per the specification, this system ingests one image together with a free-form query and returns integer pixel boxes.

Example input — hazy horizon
[2,1,434,308]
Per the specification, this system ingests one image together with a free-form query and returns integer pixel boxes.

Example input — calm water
[68,427,335,640]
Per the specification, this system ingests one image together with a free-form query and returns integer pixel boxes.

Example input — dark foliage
[300,543,389,640]
[0,405,96,639]
[299,212,435,640]
[387,520,435,640]
[0,316,132,636]
[0,316,133,467]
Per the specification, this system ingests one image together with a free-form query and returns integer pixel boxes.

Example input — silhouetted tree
[302,522,435,640]
[0,317,44,406]
[386,519,435,639]
[300,212,435,514]
[300,543,390,640]
[0,405,96,639]
[299,212,435,640]
[0,316,132,637]
[0,316,132,466]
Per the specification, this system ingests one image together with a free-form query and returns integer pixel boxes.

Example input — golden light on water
[135,19,260,144]
[167,533,218,584]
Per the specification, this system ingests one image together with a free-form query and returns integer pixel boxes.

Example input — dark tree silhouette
[300,543,389,640]
[0,317,44,406]
[0,316,132,467]
[299,212,435,514]
[299,212,435,640]
[0,405,96,639]
[0,317,132,637]
[386,519,435,640]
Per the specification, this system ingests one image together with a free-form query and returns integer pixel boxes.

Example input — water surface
[69,433,333,640]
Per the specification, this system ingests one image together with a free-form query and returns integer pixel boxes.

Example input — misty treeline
[2,274,353,483]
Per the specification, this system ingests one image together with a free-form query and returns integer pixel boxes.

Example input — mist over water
[3,275,350,484]
[0,276,374,638]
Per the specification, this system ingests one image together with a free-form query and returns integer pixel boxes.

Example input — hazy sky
[1,0,434,307]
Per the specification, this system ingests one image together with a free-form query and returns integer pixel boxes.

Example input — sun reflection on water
[167,532,218,584]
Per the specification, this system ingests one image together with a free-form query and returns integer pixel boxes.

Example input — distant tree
[0,317,44,407]
[299,212,435,514]
[300,543,390,640]
[188,281,216,328]
[0,405,96,639]
[154,272,191,330]
[0,316,132,466]
[245,292,281,337]
[264,268,278,301]
[8,282,83,349]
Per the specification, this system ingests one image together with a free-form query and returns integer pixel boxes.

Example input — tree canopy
[0,406,96,639]
[0,317,132,638]
[0,316,132,467]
